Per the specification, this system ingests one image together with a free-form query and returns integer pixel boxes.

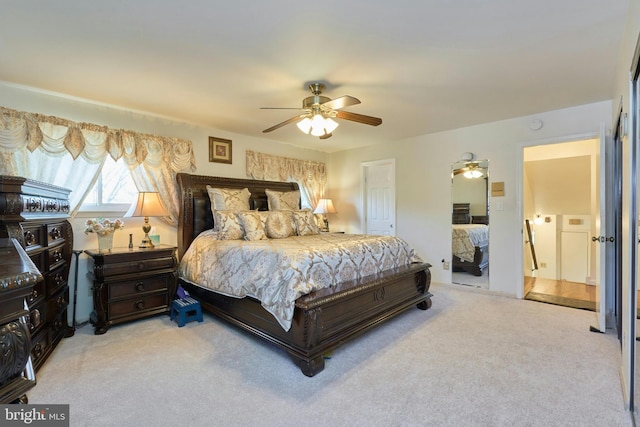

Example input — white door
[362,159,395,236]
[593,123,608,333]
[561,231,589,283]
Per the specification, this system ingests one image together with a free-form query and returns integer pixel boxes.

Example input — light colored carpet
[29,282,632,427]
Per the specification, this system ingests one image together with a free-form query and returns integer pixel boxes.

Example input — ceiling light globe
[296,118,312,134]
[324,118,339,134]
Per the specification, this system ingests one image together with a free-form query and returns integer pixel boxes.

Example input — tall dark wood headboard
[176,173,299,259]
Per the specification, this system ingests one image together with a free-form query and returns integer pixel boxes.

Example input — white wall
[0,82,328,324]
[328,100,612,296]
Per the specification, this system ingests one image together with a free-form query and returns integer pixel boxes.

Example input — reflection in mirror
[451,160,489,288]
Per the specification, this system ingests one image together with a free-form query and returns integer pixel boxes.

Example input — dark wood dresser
[0,238,42,403]
[0,176,74,372]
[86,245,177,334]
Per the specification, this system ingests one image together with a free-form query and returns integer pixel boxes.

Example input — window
[80,157,138,212]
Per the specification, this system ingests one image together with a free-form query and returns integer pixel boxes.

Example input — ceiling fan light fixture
[299,114,339,137]
[323,117,339,134]
[296,117,313,134]
[463,169,483,179]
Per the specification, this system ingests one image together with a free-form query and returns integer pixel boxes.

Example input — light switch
[495,201,504,211]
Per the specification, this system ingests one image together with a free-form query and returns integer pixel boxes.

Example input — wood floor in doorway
[524,276,596,311]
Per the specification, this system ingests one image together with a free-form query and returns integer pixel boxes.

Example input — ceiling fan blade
[262,115,304,133]
[260,107,306,110]
[335,110,382,126]
[321,95,361,110]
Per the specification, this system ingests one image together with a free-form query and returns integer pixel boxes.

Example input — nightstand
[85,245,177,335]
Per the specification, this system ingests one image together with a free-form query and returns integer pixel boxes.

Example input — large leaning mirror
[451,160,489,288]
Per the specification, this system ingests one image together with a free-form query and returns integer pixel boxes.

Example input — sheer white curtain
[0,107,196,224]
[245,150,326,209]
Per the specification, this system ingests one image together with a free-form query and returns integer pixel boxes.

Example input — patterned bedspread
[178,232,422,331]
[452,224,489,262]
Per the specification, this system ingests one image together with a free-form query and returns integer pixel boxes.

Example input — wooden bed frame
[176,173,432,376]
[452,242,489,276]
[452,203,489,277]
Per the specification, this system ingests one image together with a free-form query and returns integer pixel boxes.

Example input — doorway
[522,139,599,311]
[362,159,396,236]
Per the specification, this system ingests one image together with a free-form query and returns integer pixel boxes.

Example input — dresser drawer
[29,251,45,272]
[108,274,172,300]
[46,244,66,271]
[26,277,46,307]
[46,222,66,245]
[30,329,50,368]
[47,286,69,322]
[109,293,168,320]
[47,264,68,297]
[22,223,44,250]
[50,308,69,344]
[27,303,45,335]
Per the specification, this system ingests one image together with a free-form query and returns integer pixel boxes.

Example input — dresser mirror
[451,160,489,288]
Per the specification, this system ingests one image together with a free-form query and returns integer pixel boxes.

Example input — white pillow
[265,210,294,239]
[237,211,268,241]
[207,186,251,211]
[292,209,320,236]
[213,210,244,240]
[265,189,300,210]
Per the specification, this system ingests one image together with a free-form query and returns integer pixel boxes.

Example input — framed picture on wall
[209,137,232,164]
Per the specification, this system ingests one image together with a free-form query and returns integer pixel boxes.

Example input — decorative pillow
[265,210,294,239]
[213,210,244,240]
[237,211,267,241]
[207,186,251,211]
[265,189,300,210]
[292,209,320,236]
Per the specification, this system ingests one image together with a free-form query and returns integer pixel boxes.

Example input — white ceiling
[0,1,630,153]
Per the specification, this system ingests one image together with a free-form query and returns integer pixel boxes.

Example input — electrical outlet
[443,261,450,270]
[540,262,547,268]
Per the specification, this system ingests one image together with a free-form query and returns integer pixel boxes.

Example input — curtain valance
[246,150,326,208]
[0,106,196,171]
[0,106,196,223]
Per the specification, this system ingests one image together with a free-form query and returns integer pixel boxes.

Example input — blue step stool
[170,297,203,327]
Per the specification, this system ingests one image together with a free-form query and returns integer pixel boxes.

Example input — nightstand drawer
[109,293,168,319]
[109,274,172,300]
[100,256,177,277]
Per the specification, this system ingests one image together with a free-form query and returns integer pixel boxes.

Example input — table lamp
[313,198,337,232]
[124,192,170,248]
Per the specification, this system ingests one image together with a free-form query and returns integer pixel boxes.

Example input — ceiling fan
[261,83,382,139]
[453,162,484,178]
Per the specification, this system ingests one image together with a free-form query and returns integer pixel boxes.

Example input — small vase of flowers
[85,218,125,252]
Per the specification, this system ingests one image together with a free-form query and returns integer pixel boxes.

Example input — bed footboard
[180,262,432,377]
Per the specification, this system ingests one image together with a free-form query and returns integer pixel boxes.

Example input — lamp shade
[297,115,339,136]
[463,169,483,179]
[313,199,337,215]
[124,192,170,218]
